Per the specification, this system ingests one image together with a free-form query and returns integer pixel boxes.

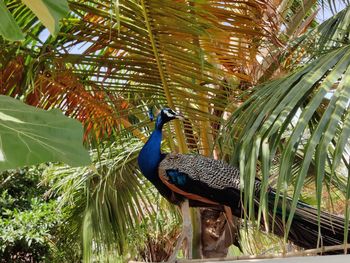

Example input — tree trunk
[200,208,241,258]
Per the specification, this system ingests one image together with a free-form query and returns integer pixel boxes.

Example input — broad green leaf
[22,0,70,35]
[0,1,25,41]
[0,95,90,171]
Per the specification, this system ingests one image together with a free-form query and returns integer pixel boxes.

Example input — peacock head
[155,108,184,130]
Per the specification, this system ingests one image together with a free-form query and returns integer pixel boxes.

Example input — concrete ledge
[202,255,350,263]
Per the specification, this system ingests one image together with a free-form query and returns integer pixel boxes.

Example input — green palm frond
[44,138,179,260]
[280,5,350,71]
[223,44,350,237]
[255,4,350,83]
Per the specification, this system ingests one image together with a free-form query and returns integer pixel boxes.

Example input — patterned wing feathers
[158,154,241,190]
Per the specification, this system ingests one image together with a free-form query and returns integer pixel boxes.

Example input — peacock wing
[158,153,241,205]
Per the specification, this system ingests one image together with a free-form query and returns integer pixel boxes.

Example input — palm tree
[1,0,349,260]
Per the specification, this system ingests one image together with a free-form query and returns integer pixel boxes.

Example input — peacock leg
[182,199,193,259]
[168,199,193,262]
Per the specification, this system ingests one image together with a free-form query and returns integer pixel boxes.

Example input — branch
[140,0,187,154]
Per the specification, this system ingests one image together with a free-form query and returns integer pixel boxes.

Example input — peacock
[138,108,349,259]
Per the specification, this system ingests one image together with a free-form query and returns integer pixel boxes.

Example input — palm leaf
[8,0,277,146]
[44,138,179,260]
[4,0,342,258]
[223,44,350,240]
[279,5,350,73]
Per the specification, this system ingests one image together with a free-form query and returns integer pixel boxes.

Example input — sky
[316,1,348,22]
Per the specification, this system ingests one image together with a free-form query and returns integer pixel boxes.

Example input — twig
[0,174,13,188]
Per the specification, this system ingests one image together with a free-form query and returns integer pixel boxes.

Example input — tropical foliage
[0,0,69,41]
[224,5,350,239]
[43,141,181,261]
[0,0,349,261]
[0,167,77,262]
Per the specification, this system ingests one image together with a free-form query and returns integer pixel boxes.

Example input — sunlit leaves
[37,0,278,144]
[224,45,350,238]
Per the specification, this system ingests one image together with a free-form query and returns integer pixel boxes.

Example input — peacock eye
[163,108,175,118]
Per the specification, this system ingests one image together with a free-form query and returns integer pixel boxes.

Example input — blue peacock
[138,108,349,258]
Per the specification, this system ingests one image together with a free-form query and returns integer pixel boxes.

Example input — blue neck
[138,126,163,181]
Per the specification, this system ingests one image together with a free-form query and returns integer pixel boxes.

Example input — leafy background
[0,0,349,261]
